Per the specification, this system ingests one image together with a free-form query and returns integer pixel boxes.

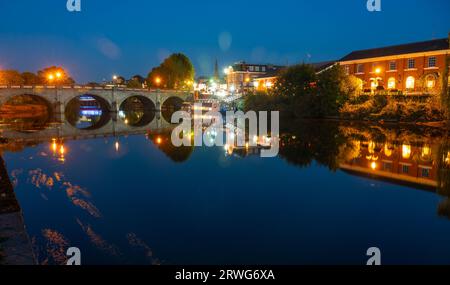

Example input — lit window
[405,76,415,89]
[249,66,254,72]
[261,66,266,72]
[421,145,432,161]
[255,66,260,72]
[384,144,393,157]
[388,77,396,89]
[402,144,412,159]
[389,61,397,71]
[407,59,415,69]
[370,79,378,90]
[428,57,436,68]
[426,76,436,88]
[356,78,363,91]
[357,64,364,73]
[344,65,350,75]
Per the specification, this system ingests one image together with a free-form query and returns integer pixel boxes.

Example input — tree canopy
[0,70,24,85]
[37,66,75,85]
[147,53,195,90]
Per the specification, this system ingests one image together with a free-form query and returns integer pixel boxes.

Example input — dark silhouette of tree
[21,72,40,85]
[0,70,24,85]
[147,53,195,90]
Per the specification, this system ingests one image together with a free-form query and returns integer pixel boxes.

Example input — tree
[37,66,75,85]
[0,70,24,85]
[147,53,195,90]
[127,75,145,88]
[271,64,317,117]
[272,64,317,98]
[440,55,450,119]
[21,72,40,85]
[316,64,360,116]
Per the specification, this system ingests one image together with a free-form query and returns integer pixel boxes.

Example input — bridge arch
[64,94,112,130]
[160,96,185,123]
[118,95,156,127]
[0,93,53,131]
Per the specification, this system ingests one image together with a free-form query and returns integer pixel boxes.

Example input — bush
[341,95,444,122]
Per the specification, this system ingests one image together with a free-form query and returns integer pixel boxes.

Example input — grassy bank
[339,95,444,122]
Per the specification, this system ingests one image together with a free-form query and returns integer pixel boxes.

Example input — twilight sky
[0,0,449,83]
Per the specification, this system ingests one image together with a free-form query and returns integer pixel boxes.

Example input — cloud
[96,37,121,60]
[218,31,232,52]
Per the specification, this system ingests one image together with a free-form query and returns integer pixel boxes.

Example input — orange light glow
[48,74,54,81]
[56,72,62,78]
[156,137,162,144]
[155,77,162,85]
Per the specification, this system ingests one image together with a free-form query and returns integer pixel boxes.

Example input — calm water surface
[2,103,450,265]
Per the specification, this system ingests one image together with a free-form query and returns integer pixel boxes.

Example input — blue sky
[0,0,449,83]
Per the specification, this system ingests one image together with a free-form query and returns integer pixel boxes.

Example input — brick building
[339,35,450,95]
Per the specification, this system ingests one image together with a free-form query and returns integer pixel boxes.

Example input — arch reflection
[65,95,111,130]
[119,96,156,127]
[0,94,52,132]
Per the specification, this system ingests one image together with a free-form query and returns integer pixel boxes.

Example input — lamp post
[155,76,162,112]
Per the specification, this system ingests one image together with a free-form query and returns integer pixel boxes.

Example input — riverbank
[0,212,36,265]
[0,156,35,265]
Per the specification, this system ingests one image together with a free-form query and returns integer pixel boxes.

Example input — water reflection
[119,96,155,127]
[65,95,111,130]
[4,118,450,264]
[0,94,51,132]
[279,121,450,219]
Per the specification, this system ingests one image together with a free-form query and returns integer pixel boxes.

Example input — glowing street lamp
[154,77,162,87]
[375,68,381,74]
[56,72,62,79]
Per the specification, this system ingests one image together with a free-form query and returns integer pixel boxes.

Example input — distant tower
[214,59,219,81]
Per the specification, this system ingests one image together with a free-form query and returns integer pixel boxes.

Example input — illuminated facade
[339,36,450,95]
[224,62,284,94]
[340,141,438,189]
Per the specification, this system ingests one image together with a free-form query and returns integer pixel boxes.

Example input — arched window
[387,77,396,89]
[356,78,363,91]
[426,75,436,88]
[405,76,415,89]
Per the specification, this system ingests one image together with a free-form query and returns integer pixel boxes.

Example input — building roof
[254,68,285,79]
[340,38,449,62]
[311,61,336,72]
[231,62,285,72]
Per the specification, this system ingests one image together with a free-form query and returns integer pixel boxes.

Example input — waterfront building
[339,35,450,95]
[252,61,335,92]
[224,62,284,94]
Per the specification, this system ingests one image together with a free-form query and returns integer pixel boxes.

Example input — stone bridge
[0,85,190,142]
[0,85,190,119]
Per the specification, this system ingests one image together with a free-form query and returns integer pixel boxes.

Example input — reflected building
[340,141,438,189]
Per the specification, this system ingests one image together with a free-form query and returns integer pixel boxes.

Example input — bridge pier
[53,101,65,123]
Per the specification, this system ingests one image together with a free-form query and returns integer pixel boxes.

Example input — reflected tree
[147,131,194,163]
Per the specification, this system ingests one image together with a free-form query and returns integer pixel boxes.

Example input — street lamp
[155,76,161,87]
